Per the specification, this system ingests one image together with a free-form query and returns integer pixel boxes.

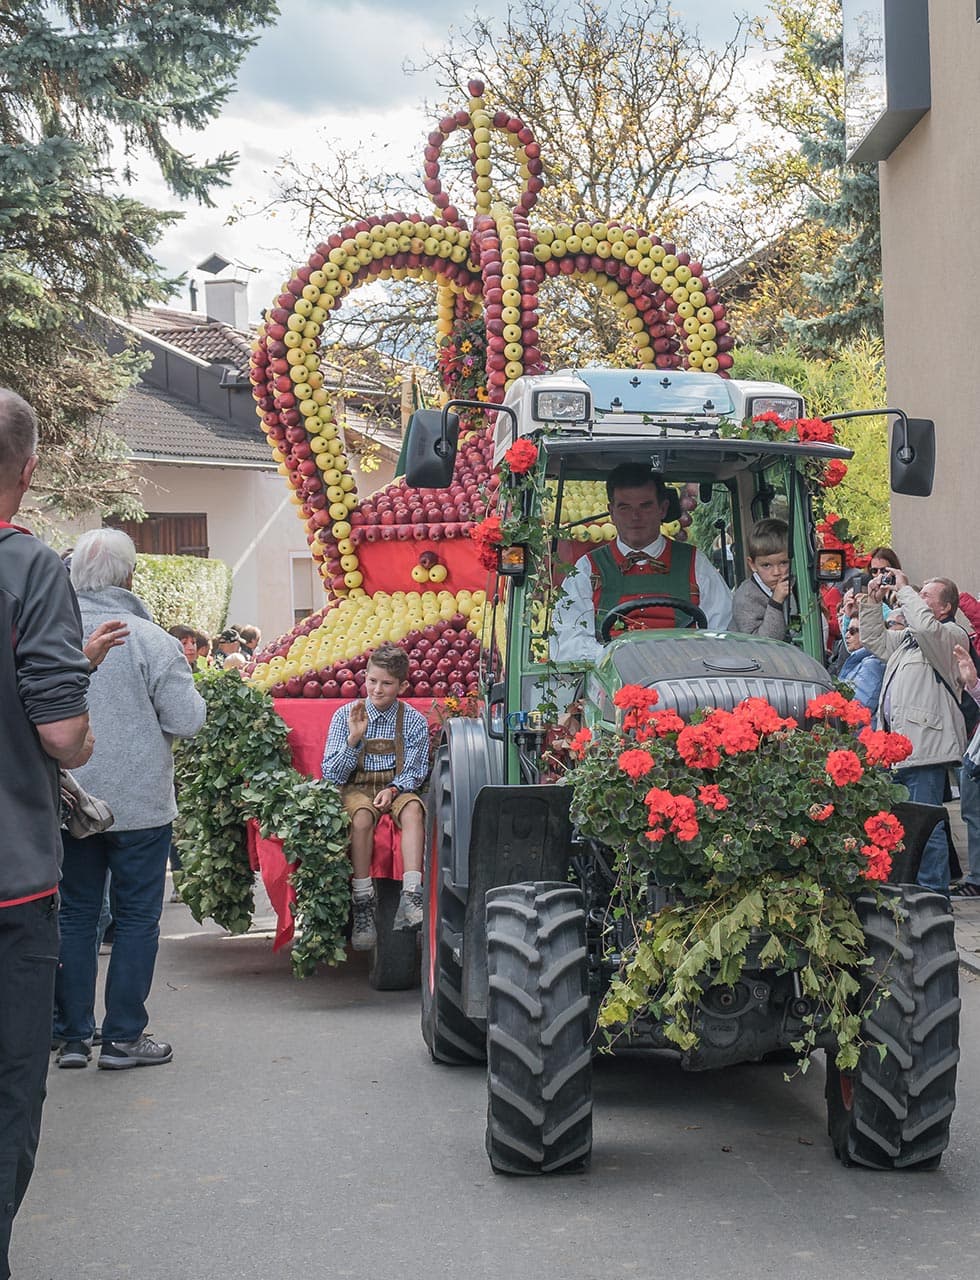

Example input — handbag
[59,769,114,838]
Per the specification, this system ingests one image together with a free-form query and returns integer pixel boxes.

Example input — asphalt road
[14,895,980,1280]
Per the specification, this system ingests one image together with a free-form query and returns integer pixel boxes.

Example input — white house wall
[133,463,314,640]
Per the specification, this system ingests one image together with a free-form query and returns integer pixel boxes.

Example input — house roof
[123,307,408,398]
[108,384,273,466]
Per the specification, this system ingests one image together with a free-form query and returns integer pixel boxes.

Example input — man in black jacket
[0,388,92,1280]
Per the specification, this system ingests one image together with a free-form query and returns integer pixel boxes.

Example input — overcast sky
[138,1,767,321]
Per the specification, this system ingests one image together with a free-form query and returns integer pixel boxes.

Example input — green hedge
[133,553,231,635]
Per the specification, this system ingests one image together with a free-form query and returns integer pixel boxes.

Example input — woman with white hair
[54,528,206,1072]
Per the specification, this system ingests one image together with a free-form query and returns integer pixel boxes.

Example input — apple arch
[246,80,733,693]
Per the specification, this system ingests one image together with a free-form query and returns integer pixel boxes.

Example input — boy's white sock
[402,870,422,893]
[351,876,373,900]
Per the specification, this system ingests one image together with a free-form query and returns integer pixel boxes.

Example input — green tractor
[406,368,959,1175]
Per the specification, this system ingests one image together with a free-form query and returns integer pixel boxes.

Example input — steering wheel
[600,595,708,641]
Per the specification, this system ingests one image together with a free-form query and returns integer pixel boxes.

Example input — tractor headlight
[532,389,590,422]
[748,395,804,421]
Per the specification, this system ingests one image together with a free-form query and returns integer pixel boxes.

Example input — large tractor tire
[485,882,593,1175]
[421,735,488,1064]
[369,879,420,991]
[826,886,960,1170]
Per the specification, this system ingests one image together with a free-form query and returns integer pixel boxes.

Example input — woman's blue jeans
[56,825,171,1044]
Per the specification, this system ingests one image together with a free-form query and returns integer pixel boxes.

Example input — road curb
[958,947,980,977]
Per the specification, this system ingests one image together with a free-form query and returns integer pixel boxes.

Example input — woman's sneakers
[98,1033,173,1069]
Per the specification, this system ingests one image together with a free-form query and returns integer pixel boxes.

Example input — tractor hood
[585,630,833,726]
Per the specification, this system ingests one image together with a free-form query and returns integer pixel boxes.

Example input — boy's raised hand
[347,698,368,747]
[771,575,791,605]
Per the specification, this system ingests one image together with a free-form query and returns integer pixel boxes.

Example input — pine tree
[0,1,278,523]
[783,29,883,352]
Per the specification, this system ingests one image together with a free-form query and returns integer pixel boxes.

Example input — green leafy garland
[173,670,351,976]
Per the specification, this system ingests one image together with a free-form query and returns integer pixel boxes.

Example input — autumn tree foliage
[0,1,278,522]
[729,0,881,352]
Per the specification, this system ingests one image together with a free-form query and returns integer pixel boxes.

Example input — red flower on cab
[503,439,539,474]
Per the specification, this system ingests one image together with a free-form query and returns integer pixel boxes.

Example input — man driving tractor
[551,463,732,662]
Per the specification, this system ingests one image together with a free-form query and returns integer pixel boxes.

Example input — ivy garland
[173,670,351,976]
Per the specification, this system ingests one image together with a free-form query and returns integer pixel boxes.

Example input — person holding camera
[952,643,980,896]
[858,570,970,892]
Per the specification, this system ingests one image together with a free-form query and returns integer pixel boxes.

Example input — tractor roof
[493,367,852,479]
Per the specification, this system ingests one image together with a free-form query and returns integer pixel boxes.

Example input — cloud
[232,0,496,112]
[232,0,748,114]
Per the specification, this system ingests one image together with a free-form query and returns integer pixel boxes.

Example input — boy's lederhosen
[341,701,422,826]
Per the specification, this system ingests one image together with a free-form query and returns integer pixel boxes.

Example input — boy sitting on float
[321,643,428,948]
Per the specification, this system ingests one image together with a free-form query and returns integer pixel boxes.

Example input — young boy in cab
[731,517,792,641]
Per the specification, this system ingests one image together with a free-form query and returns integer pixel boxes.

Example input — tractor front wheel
[826,886,960,1170]
[485,882,593,1175]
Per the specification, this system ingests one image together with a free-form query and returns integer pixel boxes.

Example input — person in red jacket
[0,388,93,1280]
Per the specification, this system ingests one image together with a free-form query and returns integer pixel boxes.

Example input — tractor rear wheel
[485,882,593,1175]
[421,742,486,1063]
[826,886,960,1170]
[369,879,420,991]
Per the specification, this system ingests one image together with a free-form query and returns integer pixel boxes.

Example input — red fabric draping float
[248,698,433,950]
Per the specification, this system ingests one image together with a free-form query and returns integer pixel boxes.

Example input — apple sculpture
[247,80,730,697]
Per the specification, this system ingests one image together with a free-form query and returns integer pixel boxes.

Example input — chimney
[204,278,249,331]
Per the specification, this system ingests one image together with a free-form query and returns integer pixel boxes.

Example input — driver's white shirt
[550,534,733,664]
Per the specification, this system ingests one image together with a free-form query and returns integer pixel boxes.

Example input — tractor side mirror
[404,409,459,489]
[890,418,935,497]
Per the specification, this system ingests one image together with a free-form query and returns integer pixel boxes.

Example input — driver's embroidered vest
[589,539,698,637]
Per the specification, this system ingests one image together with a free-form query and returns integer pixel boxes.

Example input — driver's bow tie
[621,551,667,572]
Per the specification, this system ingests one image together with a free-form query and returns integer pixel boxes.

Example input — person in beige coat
[858,572,969,891]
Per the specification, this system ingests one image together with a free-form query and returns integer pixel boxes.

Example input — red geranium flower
[805,690,852,721]
[863,811,904,851]
[705,709,760,755]
[825,749,864,787]
[752,411,786,427]
[735,697,795,735]
[645,708,685,737]
[861,843,893,881]
[503,439,539,474]
[618,749,655,780]
[823,459,848,488]
[645,788,700,842]
[569,727,592,759]
[613,684,660,711]
[808,802,835,822]
[698,784,729,811]
[470,514,504,570]
[677,722,722,770]
[858,727,914,767]
[796,416,835,444]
